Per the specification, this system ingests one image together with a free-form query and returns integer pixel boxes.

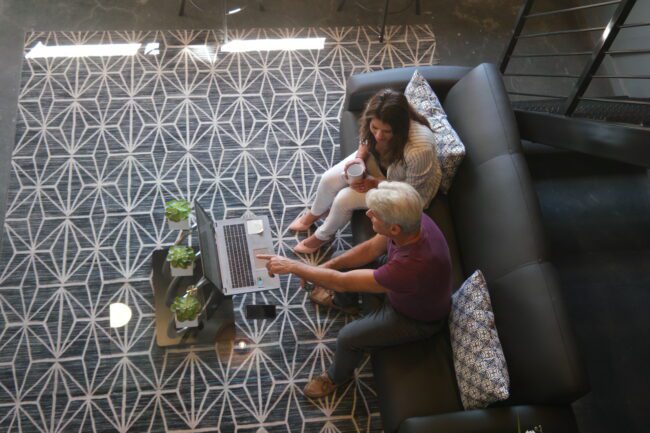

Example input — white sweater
[386,120,441,208]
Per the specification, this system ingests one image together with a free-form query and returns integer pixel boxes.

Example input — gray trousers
[327,294,446,385]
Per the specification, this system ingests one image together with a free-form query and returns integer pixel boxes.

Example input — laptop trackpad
[254,248,272,268]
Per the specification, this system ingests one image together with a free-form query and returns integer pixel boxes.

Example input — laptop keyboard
[223,223,255,288]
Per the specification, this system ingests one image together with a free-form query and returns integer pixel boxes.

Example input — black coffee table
[151,248,235,347]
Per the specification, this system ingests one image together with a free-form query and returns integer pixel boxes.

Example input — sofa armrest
[340,110,360,158]
[345,65,471,112]
[398,405,579,433]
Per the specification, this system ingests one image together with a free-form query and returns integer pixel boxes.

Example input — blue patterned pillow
[449,270,510,410]
[404,70,465,194]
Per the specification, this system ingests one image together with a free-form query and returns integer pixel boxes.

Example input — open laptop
[194,201,280,295]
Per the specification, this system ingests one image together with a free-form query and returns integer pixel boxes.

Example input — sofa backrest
[344,65,472,113]
[443,63,589,405]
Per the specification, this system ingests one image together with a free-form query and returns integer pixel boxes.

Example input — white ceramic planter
[170,262,194,277]
[175,315,199,329]
[168,218,190,231]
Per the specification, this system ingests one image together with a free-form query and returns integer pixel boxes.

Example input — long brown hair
[359,89,430,167]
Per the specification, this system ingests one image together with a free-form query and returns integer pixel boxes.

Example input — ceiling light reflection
[110,303,133,328]
[26,41,142,59]
[144,42,160,55]
[186,44,219,63]
[220,37,325,53]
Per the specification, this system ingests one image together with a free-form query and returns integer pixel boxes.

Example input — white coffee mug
[346,163,364,184]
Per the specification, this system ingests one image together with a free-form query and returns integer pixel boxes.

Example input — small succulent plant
[171,288,201,322]
[165,199,191,223]
[167,246,196,269]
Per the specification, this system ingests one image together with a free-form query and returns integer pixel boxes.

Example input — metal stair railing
[500,0,649,125]
[499,0,650,167]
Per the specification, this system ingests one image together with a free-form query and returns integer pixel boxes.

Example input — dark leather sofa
[338,63,590,433]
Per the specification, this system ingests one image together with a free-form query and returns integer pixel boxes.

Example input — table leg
[379,0,390,43]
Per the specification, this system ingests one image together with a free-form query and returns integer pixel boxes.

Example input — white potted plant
[167,245,196,277]
[165,199,191,230]
[171,286,201,329]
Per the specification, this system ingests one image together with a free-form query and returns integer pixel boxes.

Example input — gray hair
[366,181,423,235]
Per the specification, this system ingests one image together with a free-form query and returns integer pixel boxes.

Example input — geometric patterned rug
[0,26,437,432]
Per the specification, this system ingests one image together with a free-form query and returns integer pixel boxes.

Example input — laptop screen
[194,202,223,291]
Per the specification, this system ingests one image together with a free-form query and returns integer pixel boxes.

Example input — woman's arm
[403,145,441,205]
[356,140,370,161]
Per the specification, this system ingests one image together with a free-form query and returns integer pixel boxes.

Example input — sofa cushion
[450,270,509,409]
[371,330,462,433]
[489,263,589,404]
[405,70,465,194]
[443,64,547,280]
[443,63,521,168]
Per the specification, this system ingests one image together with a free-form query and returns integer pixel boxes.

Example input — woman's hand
[350,175,379,193]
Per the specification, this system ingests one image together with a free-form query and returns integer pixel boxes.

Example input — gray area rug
[0,26,437,432]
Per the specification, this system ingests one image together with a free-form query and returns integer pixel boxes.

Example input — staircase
[500,0,650,166]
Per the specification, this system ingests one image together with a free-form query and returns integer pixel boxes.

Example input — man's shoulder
[421,215,450,253]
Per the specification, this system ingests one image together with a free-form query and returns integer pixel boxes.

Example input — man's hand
[350,175,379,193]
[256,254,296,277]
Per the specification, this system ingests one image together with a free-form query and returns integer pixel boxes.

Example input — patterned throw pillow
[404,70,465,194]
[449,270,510,410]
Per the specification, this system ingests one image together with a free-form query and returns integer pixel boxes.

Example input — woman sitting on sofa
[290,88,442,253]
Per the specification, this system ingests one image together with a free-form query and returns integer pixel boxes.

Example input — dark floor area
[1,0,649,432]
[524,142,650,433]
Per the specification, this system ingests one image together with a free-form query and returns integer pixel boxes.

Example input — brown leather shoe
[309,286,359,315]
[304,371,338,398]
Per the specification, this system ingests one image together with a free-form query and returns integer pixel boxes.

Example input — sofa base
[399,405,579,433]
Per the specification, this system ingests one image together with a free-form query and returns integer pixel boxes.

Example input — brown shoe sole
[309,290,359,315]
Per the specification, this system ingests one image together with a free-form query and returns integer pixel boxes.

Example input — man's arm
[323,233,388,271]
[257,255,389,294]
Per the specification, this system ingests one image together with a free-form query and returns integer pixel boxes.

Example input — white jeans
[311,152,384,240]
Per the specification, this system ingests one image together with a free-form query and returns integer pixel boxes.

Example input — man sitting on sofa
[258,181,453,398]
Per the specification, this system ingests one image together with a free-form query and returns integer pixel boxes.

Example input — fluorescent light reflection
[26,41,142,59]
[227,7,242,14]
[110,303,133,328]
[220,37,325,53]
[144,42,160,55]
[186,44,219,63]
